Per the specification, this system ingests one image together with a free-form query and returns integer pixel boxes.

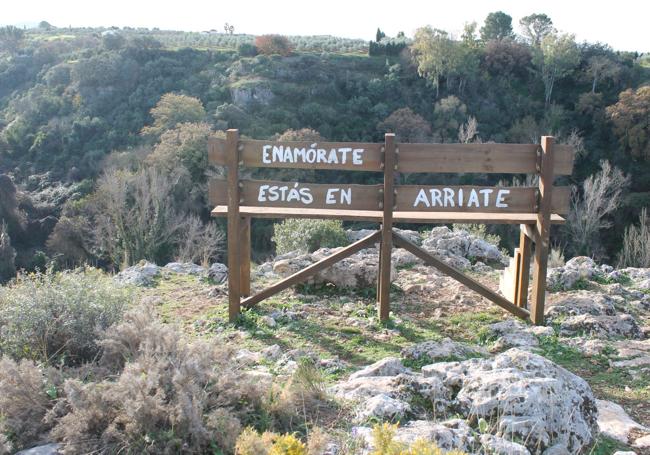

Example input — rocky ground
[108,226,650,455]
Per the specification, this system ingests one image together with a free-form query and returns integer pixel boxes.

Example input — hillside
[0,21,649,280]
[0,227,648,453]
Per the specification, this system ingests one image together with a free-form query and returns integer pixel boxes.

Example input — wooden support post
[530,137,555,325]
[378,134,396,321]
[240,216,251,297]
[516,226,532,308]
[226,129,241,323]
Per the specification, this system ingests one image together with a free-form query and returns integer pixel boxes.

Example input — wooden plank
[211,206,567,224]
[242,231,381,308]
[209,137,383,171]
[395,185,570,214]
[226,129,241,323]
[393,231,530,320]
[210,179,382,210]
[513,248,522,305]
[516,227,532,308]
[211,181,570,214]
[378,134,396,321]
[210,138,574,175]
[530,136,555,325]
[397,143,574,175]
[240,216,251,297]
[520,223,536,241]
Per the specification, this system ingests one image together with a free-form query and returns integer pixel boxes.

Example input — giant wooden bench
[209,130,574,325]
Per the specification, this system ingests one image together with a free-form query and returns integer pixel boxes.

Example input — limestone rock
[273,246,394,289]
[353,419,475,453]
[401,338,488,362]
[208,262,228,283]
[356,394,410,421]
[114,261,160,286]
[421,226,505,266]
[164,262,206,275]
[597,399,650,445]
[15,444,61,455]
[480,434,531,455]
[349,357,410,380]
[423,349,598,454]
[488,320,553,351]
[556,313,642,339]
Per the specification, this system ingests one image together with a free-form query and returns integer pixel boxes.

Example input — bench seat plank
[211,206,565,224]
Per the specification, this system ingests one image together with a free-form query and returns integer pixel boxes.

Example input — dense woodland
[0,14,649,281]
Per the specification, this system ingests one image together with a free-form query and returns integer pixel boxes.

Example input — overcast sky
[4,0,649,53]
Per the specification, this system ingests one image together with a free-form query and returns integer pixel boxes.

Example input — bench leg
[516,227,532,308]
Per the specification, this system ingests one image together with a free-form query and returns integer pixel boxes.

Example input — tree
[0,26,25,54]
[378,108,431,143]
[38,21,54,30]
[533,33,580,106]
[141,93,207,138]
[461,22,479,49]
[606,85,650,159]
[376,28,386,42]
[94,168,188,267]
[483,38,532,78]
[411,27,455,97]
[0,222,16,283]
[254,35,292,56]
[480,11,513,41]
[587,55,620,93]
[433,96,467,143]
[519,13,554,46]
[566,161,629,258]
[224,22,235,34]
[146,122,213,183]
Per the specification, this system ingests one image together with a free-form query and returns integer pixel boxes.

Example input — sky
[3,0,649,53]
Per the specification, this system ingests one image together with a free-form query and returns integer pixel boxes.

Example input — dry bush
[0,267,131,364]
[94,168,187,267]
[254,35,293,56]
[618,207,650,268]
[265,358,329,432]
[175,216,224,266]
[0,357,60,451]
[566,160,629,258]
[52,308,267,454]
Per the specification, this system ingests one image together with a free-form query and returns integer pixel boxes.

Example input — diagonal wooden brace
[392,231,530,320]
[242,230,381,308]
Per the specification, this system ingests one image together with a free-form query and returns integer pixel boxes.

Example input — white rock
[114,261,160,286]
[480,434,531,455]
[164,262,206,275]
[261,344,282,361]
[349,357,410,379]
[401,338,488,362]
[208,262,228,283]
[356,394,410,421]
[15,444,60,455]
[597,399,650,444]
[352,419,475,453]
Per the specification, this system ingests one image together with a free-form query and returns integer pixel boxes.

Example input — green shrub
[0,267,132,364]
[272,219,348,255]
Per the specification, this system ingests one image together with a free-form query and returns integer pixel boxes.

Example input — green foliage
[480,11,514,41]
[272,219,348,255]
[141,93,207,138]
[607,85,650,159]
[0,267,131,364]
[0,223,16,284]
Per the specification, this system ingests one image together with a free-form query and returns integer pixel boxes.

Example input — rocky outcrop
[164,262,206,275]
[114,261,160,286]
[597,399,650,448]
[545,291,643,339]
[401,338,488,362]
[546,256,615,291]
[487,319,554,351]
[338,349,598,454]
[273,247,394,289]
